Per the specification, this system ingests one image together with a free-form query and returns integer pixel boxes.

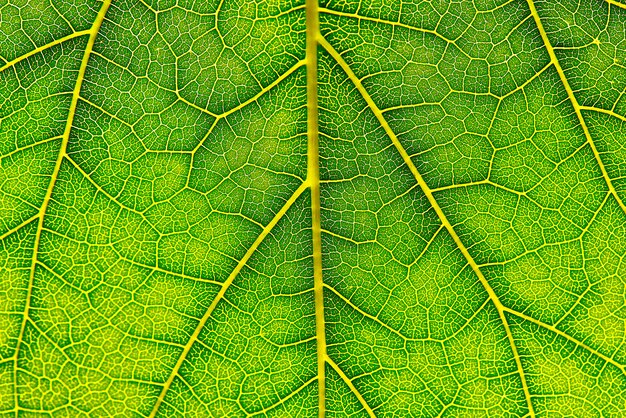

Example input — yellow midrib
[10,0,112,414]
[12,2,619,416]
[305,0,327,416]
[308,5,378,418]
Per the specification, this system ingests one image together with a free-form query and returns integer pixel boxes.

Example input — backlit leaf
[2,0,626,416]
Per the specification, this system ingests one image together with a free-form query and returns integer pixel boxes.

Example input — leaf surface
[2,0,626,416]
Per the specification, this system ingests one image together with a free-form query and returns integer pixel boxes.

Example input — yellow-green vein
[526,0,626,216]
[318,35,537,418]
[326,357,376,418]
[9,0,112,414]
[306,0,327,417]
[504,307,625,373]
[148,181,309,417]
[605,0,626,11]
[0,30,91,74]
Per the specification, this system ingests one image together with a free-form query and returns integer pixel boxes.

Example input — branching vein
[9,0,112,413]
[148,181,308,417]
[318,35,537,418]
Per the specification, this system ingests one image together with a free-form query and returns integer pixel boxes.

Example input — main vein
[318,36,536,418]
[305,0,327,416]
[10,0,112,414]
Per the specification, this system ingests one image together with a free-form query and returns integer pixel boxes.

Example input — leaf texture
[2,0,626,416]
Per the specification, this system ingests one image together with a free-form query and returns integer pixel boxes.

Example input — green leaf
[2,0,626,416]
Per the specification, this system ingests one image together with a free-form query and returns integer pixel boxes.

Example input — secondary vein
[526,0,626,216]
[148,181,309,417]
[318,35,536,418]
[10,0,112,414]
[0,30,91,74]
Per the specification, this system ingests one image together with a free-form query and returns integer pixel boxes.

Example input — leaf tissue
[2,0,626,416]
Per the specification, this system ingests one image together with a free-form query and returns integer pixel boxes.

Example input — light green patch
[510,312,626,417]
[4,0,626,415]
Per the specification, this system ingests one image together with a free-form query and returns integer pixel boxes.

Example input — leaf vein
[10,1,113,413]
[147,181,309,417]
[319,34,536,417]
[526,0,626,216]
